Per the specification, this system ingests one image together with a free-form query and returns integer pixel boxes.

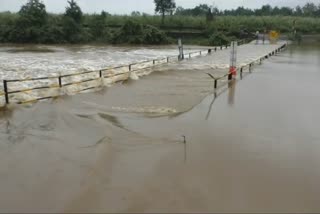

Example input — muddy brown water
[0,43,320,213]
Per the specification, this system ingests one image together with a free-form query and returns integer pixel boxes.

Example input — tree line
[0,0,174,44]
[175,3,320,17]
[0,0,110,43]
[0,0,319,45]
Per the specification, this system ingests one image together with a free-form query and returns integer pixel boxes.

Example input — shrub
[143,25,169,44]
[112,20,169,44]
[209,32,230,46]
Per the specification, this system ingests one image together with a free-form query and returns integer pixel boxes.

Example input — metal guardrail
[206,43,287,89]
[0,39,254,107]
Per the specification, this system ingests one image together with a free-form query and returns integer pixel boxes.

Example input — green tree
[175,6,185,15]
[234,7,254,16]
[302,2,317,16]
[131,11,141,16]
[261,5,272,15]
[63,0,84,43]
[65,0,83,23]
[42,15,65,43]
[193,4,210,16]
[295,6,303,16]
[317,4,320,16]
[206,8,213,22]
[272,6,280,15]
[255,5,272,16]
[279,7,293,16]
[89,11,109,41]
[10,0,47,43]
[19,0,47,27]
[154,0,176,24]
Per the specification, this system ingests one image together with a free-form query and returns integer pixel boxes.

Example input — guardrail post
[129,64,132,71]
[240,67,243,79]
[215,47,217,52]
[153,60,155,65]
[200,51,202,56]
[249,64,252,73]
[178,38,184,61]
[189,53,191,58]
[99,70,102,78]
[167,57,169,63]
[58,76,62,87]
[208,49,212,54]
[3,80,9,104]
[214,79,218,89]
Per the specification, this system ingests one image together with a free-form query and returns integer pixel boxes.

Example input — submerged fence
[0,39,252,107]
[207,43,287,89]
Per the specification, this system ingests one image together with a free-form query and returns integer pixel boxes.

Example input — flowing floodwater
[0,42,282,106]
[1,42,320,213]
[0,45,186,78]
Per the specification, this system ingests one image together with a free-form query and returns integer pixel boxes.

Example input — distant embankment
[102,24,206,38]
[280,34,320,44]
[301,35,320,43]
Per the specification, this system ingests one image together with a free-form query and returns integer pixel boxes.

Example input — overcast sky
[0,0,319,14]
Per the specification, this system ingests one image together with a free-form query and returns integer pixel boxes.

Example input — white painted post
[255,31,259,45]
[229,41,238,78]
[178,38,184,61]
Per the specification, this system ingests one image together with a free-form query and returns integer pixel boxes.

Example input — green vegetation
[1,0,320,45]
[209,32,231,46]
[112,20,169,44]
[176,3,320,17]
[154,0,176,24]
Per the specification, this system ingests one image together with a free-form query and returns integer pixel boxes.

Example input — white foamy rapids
[0,45,208,106]
[0,43,286,106]
[129,72,139,80]
[111,106,177,114]
[0,45,203,81]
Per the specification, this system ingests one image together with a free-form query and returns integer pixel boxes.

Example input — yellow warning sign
[269,31,280,43]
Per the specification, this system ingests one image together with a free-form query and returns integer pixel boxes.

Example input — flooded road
[1,43,320,213]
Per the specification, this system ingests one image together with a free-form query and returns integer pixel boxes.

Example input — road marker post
[229,41,238,78]
[178,38,184,61]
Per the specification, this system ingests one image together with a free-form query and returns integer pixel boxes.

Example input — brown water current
[1,43,320,213]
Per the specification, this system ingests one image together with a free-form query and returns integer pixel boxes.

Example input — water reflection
[228,79,237,106]
[205,92,217,120]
